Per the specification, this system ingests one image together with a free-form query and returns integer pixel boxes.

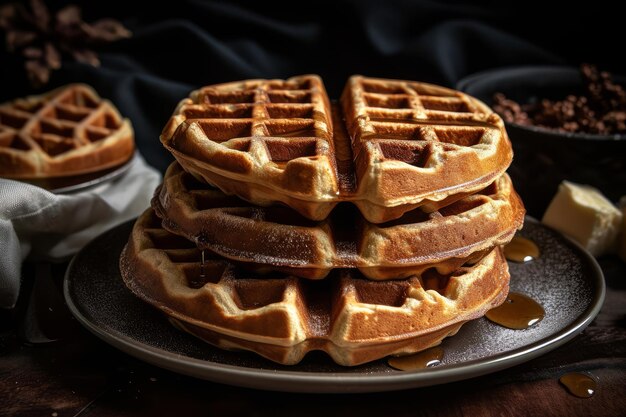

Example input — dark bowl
[457,66,626,217]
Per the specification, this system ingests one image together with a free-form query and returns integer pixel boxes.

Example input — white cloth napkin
[0,154,161,308]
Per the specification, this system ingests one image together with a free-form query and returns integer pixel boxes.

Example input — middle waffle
[153,162,524,280]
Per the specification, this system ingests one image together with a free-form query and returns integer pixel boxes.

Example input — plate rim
[4,152,137,195]
[63,217,606,393]
[51,153,136,194]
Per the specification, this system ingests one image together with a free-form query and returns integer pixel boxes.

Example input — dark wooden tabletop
[1,254,624,417]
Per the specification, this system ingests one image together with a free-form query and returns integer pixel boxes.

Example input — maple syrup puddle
[485,292,545,329]
[559,372,597,398]
[387,346,444,371]
[504,235,540,263]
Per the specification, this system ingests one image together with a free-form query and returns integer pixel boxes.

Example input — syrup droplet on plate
[387,347,444,371]
[559,372,597,398]
[485,292,545,329]
[504,236,540,263]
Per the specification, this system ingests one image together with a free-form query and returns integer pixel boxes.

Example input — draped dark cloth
[1,0,622,174]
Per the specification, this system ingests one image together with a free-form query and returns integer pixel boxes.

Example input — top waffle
[161,75,512,223]
[0,84,134,179]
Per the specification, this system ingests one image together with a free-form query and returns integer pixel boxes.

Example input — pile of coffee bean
[493,64,626,135]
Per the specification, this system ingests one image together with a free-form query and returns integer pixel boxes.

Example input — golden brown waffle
[0,84,134,179]
[120,209,511,366]
[160,75,512,222]
[342,75,513,220]
[153,162,524,279]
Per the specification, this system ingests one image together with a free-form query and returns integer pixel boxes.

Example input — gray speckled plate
[63,217,604,393]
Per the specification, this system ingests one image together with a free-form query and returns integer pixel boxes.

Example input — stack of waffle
[120,75,525,366]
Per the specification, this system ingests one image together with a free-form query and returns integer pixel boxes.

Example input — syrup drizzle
[559,372,597,398]
[485,292,545,330]
[387,346,444,371]
[200,250,206,280]
[504,236,540,263]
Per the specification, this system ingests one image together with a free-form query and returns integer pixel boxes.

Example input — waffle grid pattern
[0,84,133,178]
[347,76,495,158]
[166,75,332,165]
[341,76,512,211]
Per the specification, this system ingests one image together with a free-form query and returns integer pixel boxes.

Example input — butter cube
[542,181,622,257]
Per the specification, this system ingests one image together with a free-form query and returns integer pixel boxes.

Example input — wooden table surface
[1,255,624,417]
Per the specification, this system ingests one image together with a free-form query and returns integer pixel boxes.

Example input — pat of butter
[542,181,622,257]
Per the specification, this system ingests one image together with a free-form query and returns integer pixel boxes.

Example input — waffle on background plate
[120,75,524,366]
[0,84,134,181]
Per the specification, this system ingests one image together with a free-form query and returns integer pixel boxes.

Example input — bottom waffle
[120,209,511,366]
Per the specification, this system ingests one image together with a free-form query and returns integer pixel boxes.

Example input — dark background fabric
[1,0,623,174]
